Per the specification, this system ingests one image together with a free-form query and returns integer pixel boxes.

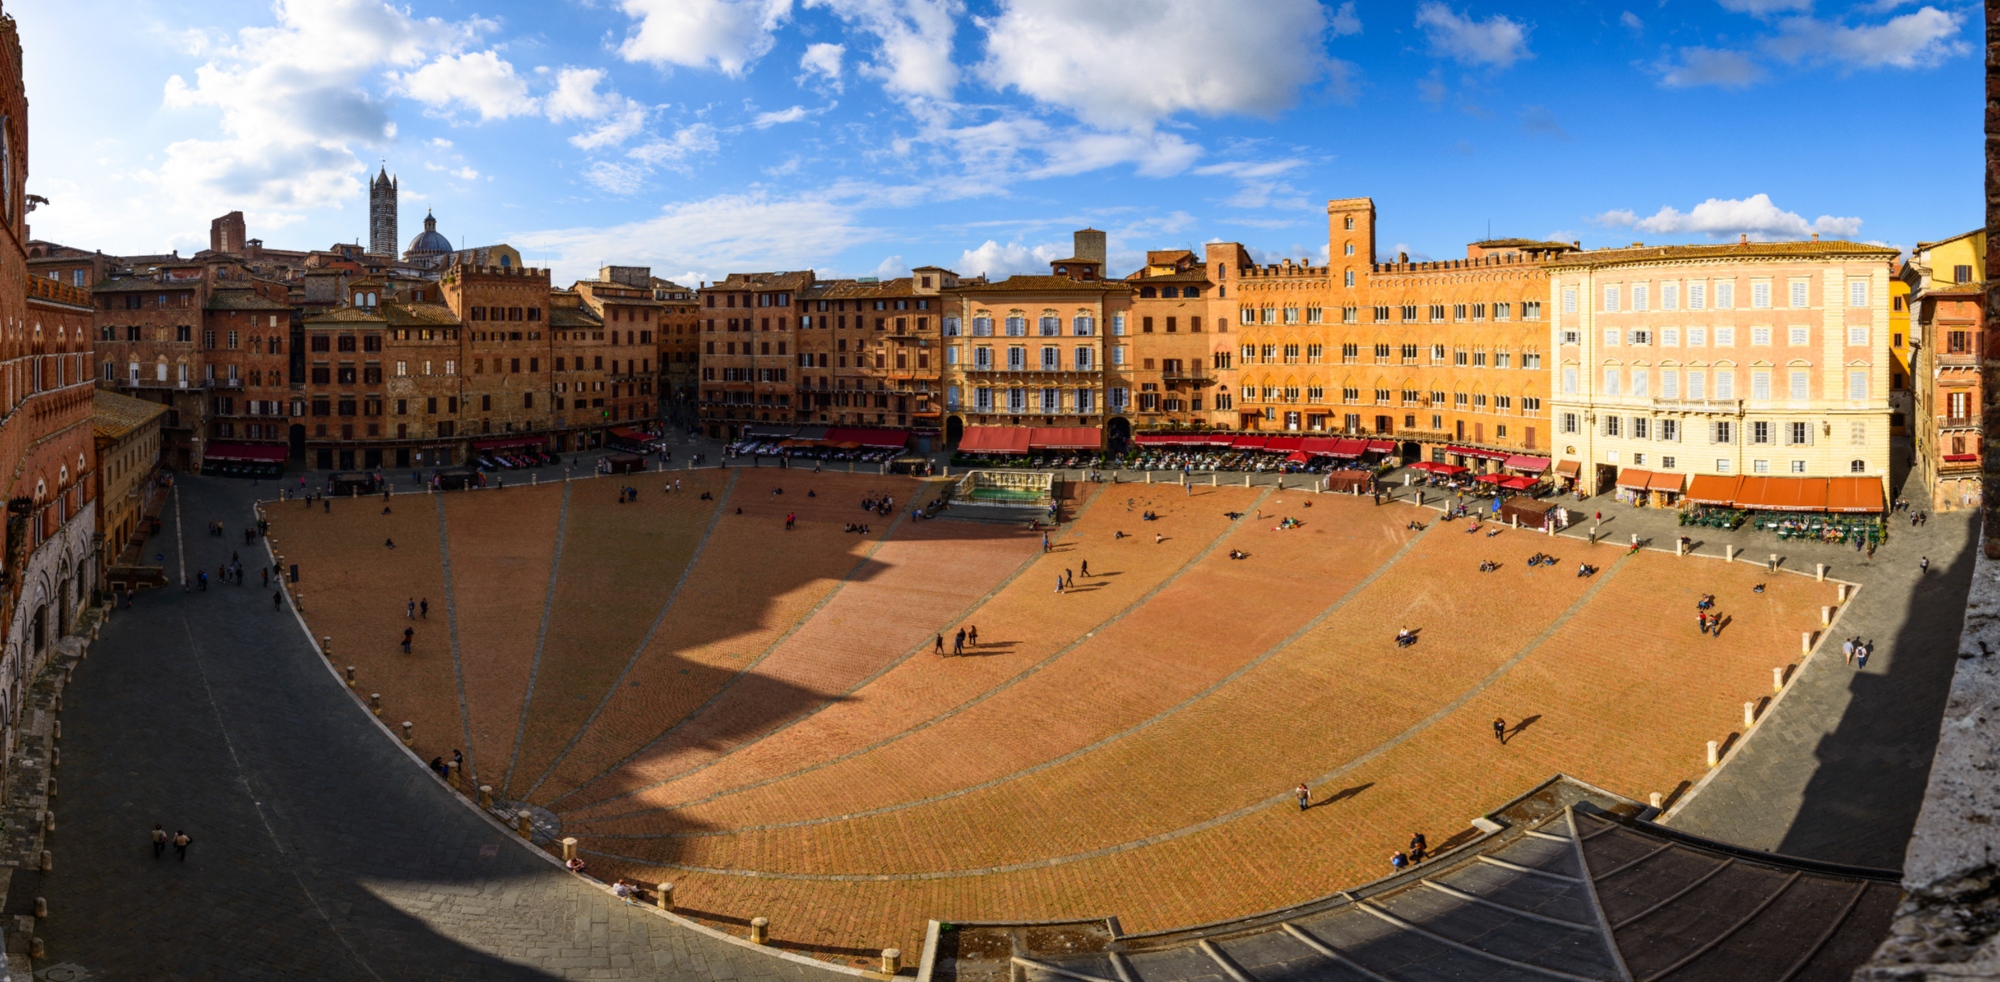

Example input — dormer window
[1055,265,1067,274]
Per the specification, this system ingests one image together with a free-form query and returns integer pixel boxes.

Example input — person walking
[968,625,979,648]
[1408,832,1428,863]
[420,598,429,618]
[407,598,417,619]
[1055,575,1064,594]
[934,634,945,655]
[273,590,284,610]
[953,628,965,656]
[152,824,168,859]
[1080,559,1090,578]
[1493,717,1507,743]
[1921,555,1931,575]
[1295,783,1311,811]
[402,627,414,654]
[1697,611,1708,635]
[1064,568,1074,589]
[452,749,465,779]
[171,830,191,861]
[1843,638,1855,664]
[1042,532,1050,553]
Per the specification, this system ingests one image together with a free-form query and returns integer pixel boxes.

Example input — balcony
[1651,397,1744,414]
[116,377,207,391]
[1941,417,1977,430]
[1160,369,1210,383]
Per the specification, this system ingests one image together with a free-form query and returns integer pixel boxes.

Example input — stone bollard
[370,693,382,716]
[1511,514,1518,528]
[445,760,459,784]
[401,721,414,746]
[1244,474,1251,488]
[1725,544,1736,562]
[1816,562,1826,582]
[321,635,332,657]
[47,777,56,798]
[49,747,58,769]
[1822,606,1833,627]
[1768,553,1778,573]
[561,837,579,863]
[749,917,770,944]
[1774,666,1786,692]
[1403,473,1411,486]
[1145,471,1152,484]
[1649,792,1663,810]
[883,949,903,975]
[1706,740,1720,768]
[1802,631,1813,654]
[345,665,356,688]
[39,849,51,872]
[34,897,47,918]
[479,785,494,809]
[1744,701,1756,726]
[42,810,53,833]
[517,810,533,838]
[657,882,675,909]
[1676,538,1685,557]
[29,937,42,959]
[1838,583,1850,602]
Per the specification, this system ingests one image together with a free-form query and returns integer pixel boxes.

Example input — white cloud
[1764,7,1967,69]
[152,0,481,219]
[874,254,910,278]
[1594,194,1863,241]
[1619,11,1643,34]
[978,0,1338,128]
[396,50,537,120]
[1328,2,1361,37]
[956,239,1064,279]
[752,105,812,128]
[616,0,793,76]
[450,166,481,180]
[583,123,722,193]
[1415,3,1531,69]
[513,190,873,284]
[1658,46,1765,87]
[798,42,846,89]
[543,68,651,150]
[1716,0,1810,13]
[808,0,961,100]
[1193,158,1310,210]
[427,137,454,148]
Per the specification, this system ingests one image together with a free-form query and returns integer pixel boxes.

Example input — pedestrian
[1065,568,1074,589]
[1055,576,1064,594]
[1390,851,1409,871]
[261,567,269,587]
[1408,832,1428,863]
[402,627,414,654]
[1493,717,1507,743]
[935,634,944,655]
[430,756,447,779]
[1080,559,1090,577]
[1295,783,1310,811]
[407,598,416,619]
[968,625,979,648]
[1042,532,1050,553]
[1843,638,1855,664]
[273,590,283,610]
[453,749,465,778]
[1921,555,1931,575]
[171,830,191,861]
[420,598,429,618]
[1697,612,1708,635]
[1155,532,1163,545]
[152,824,168,859]
[953,628,965,656]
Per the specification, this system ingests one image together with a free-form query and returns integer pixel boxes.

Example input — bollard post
[401,720,414,746]
[345,665,356,688]
[1511,514,1518,528]
[34,897,46,918]
[1838,583,1850,602]
[1821,606,1833,627]
[1725,544,1736,563]
[1816,562,1826,582]
[561,837,579,863]
[657,882,675,909]
[883,949,903,975]
[517,810,533,838]
[749,917,770,944]
[1706,740,1720,768]
[370,692,382,716]
[28,937,42,959]
[1744,701,1756,726]
[479,785,494,809]
[1802,631,1812,654]
[1245,473,1251,487]
[1403,473,1411,486]
[1676,538,1685,557]
[321,635,332,657]
[1773,666,1786,692]
[42,810,54,833]
[1145,471,1152,484]
[1768,553,1778,573]
[47,777,56,798]
[445,760,458,785]
[39,849,51,872]
[1649,792,1663,810]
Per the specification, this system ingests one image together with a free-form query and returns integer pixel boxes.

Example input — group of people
[427,749,465,781]
[149,824,194,862]
[1696,594,1726,636]
[1394,626,1418,648]
[615,486,641,503]
[1843,636,1876,667]
[937,624,982,655]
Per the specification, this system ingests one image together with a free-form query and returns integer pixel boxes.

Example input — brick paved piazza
[255,467,1843,964]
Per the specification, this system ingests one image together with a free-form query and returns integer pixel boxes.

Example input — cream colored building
[92,389,168,573]
[1547,240,1897,497]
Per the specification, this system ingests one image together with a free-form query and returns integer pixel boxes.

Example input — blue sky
[12,0,1980,286]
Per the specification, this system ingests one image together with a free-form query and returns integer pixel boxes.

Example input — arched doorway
[1106,416,1132,452]
[30,604,45,655]
[945,415,964,448]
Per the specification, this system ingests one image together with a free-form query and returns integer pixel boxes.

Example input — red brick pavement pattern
[535,495,1042,808]
[559,482,1247,824]
[281,481,1839,965]
[502,472,728,798]
[264,495,456,762]
[527,470,930,811]
[437,485,565,787]
[576,487,1413,840]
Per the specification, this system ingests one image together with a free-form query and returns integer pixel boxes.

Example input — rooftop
[1546,239,1899,268]
[93,390,168,442]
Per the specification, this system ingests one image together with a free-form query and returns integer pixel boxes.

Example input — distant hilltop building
[369,166,397,256]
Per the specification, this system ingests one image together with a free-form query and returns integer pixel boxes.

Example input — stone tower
[369,166,397,256]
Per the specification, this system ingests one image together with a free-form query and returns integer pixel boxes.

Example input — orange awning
[1790,479,1829,512]
[1646,471,1685,494]
[957,426,1032,454]
[1826,477,1886,513]
[1735,476,1783,510]
[1684,474,1743,506]
[1554,460,1581,478]
[1615,468,1654,490]
[1027,427,1102,450]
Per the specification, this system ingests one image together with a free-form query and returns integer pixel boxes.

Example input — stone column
[516,810,533,838]
[749,917,770,944]
[657,882,675,909]
[1706,740,1720,768]
[561,837,578,863]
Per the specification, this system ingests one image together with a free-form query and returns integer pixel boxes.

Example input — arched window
[1850,460,1867,473]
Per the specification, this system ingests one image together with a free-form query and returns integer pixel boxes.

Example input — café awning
[1646,472,1686,494]
[1497,475,1537,491]
[957,426,1032,454]
[1331,438,1368,457]
[1232,435,1270,450]
[1028,426,1101,450]
[1299,437,1342,455]
[1826,477,1886,513]
[826,427,909,448]
[1365,440,1397,454]
[1684,474,1744,506]
[1410,461,1467,475]
[1447,445,1509,461]
[1553,460,1581,479]
[1134,433,1210,446]
[204,442,287,463]
[1503,455,1551,473]
[1615,468,1654,490]
[1264,436,1304,452]
[472,436,545,451]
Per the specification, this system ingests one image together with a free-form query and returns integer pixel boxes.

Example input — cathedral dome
[405,210,452,258]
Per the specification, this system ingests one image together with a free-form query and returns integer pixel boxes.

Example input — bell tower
[369,165,398,256]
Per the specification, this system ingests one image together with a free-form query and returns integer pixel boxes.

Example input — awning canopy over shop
[1826,477,1886,513]
[1298,437,1342,455]
[608,426,652,443]
[1231,435,1270,450]
[1447,445,1509,461]
[1330,438,1368,457]
[1553,460,1582,479]
[472,436,544,451]
[1684,475,1744,505]
[957,426,1033,454]
[204,442,288,463]
[1134,433,1211,446]
[1693,475,1885,513]
[1646,472,1686,494]
[826,427,909,448]
[1263,436,1304,452]
[1497,475,1537,491]
[1027,427,1101,450]
[1502,455,1551,473]
[742,425,795,440]
[1615,468,1654,490]
[1409,461,1467,475]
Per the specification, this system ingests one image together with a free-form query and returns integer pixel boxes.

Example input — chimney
[1812,232,1819,242]
[1740,234,1748,245]
[1073,228,1107,266]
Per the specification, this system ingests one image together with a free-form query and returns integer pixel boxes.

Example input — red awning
[1826,477,1886,513]
[1475,473,1506,485]
[1264,436,1304,452]
[957,426,1032,454]
[1284,451,1311,463]
[1497,475,1537,491]
[204,442,287,463]
[1410,461,1468,475]
[1790,479,1829,512]
[1553,460,1582,479]
[1232,435,1270,449]
[1684,474,1743,506]
[1028,426,1101,450]
[1944,453,1980,462]
[1331,438,1368,457]
[1365,440,1397,454]
[1616,468,1654,490]
[1298,437,1341,455]
[473,436,544,451]
[1502,455,1551,473]
[826,427,909,448]
[1447,445,1508,461]
[1135,433,1210,446]
[1646,472,1685,494]
[1734,476,1782,510]
[608,426,652,443]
